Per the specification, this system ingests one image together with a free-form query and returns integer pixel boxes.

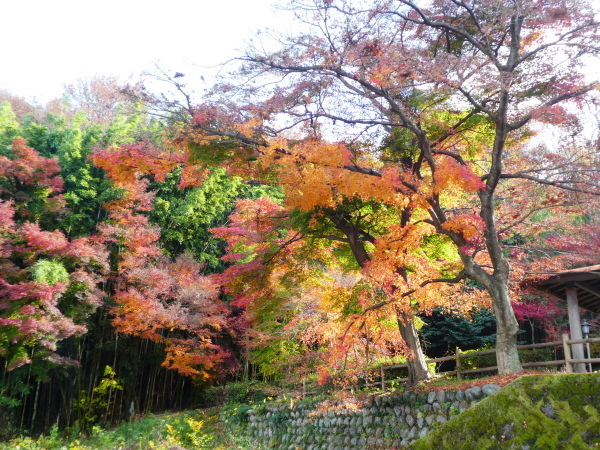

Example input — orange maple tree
[162,0,600,380]
[210,196,415,382]
[91,145,234,380]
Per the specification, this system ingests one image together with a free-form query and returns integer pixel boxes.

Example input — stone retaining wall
[246,384,501,449]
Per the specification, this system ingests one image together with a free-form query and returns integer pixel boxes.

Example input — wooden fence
[300,334,600,398]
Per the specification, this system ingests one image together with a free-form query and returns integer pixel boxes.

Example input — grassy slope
[0,409,262,450]
[410,374,600,449]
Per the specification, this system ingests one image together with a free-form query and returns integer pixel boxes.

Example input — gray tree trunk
[488,279,521,373]
[396,308,431,385]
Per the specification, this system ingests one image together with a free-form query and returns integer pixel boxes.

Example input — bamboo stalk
[30,381,40,434]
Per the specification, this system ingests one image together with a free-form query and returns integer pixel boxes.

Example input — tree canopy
[168,0,600,379]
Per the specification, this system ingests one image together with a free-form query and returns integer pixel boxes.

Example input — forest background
[1,0,600,439]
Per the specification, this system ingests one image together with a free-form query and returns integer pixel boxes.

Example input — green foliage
[460,347,555,371]
[21,113,73,158]
[0,409,265,449]
[419,234,459,263]
[0,102,20,157]
[164,412,215,448]
[150,167,245,272]
[188,140,254,168]
[0,369,29,440]
[200,380,284,408]
[30,260,69,285]
[102,104,165,147]
[220,402,257,426]
[55,122,102,234]
[17,112,112,237]
[74,366,123,429]
[56,282,98,325]
[499,232,526,247]
[528,208,553,223]
[244,301,312,378]
[380,127,420,163]
[459,347,497,371]
[150,166,284,273]
[288,198,396,271]
[420,308,497,358]
[517,348,554,365]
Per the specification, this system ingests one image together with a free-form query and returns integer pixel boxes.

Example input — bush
[0,409,261,449]
[198,380,285,407]
[460,347,496,371]
[518,348,554,364]
[460,346,556,372]
[220,402,259,426]
[164,412,214,448]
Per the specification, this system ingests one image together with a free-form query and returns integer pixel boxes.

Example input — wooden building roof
[535,265,600,313]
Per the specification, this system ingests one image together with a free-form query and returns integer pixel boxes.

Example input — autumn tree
[0,97,232,432]
[91,143,237,380]
[0,200,107,371]
[64,75,148,126]
[210,196,405,382]
[0,138,66,225]
[0,140,108,371]
[173,0,600,376]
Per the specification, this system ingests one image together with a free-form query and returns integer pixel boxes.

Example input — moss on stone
[410,374,600,449]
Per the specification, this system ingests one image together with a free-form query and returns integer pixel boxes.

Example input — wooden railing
[300,334,600,398]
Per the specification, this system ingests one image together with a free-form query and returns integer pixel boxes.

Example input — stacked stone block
[245,384,501,449]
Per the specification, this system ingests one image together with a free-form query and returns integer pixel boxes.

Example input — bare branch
[360,270,467,315]
[508,82,599,130]
[495,173,600,195]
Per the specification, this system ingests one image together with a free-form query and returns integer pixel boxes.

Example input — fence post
[380,366,385,392]
[562,333,573,374]
[455,347,462,381]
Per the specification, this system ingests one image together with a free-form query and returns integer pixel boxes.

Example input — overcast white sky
[0,0,284,103]
[1,1,598,105]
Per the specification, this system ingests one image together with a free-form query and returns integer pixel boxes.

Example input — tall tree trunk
[476,89,522,374]
[463,253,522,374]
[461,254,522,374]
[488,279,521,373]
[395,308,431,385]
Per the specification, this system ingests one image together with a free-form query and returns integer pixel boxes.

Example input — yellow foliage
[434,156,485,195]
[260,140,417,211]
